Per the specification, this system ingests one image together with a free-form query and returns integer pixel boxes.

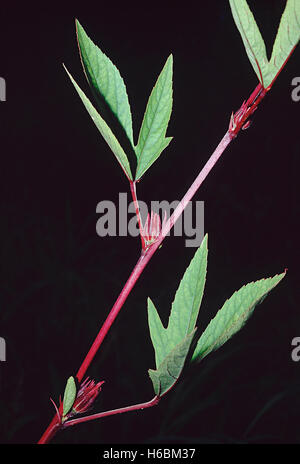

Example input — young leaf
[76,20,134,146]
[62,376,77,417]
[64,65,133,180]
[267,0,300,88]
[148,329,196,397]
[229,0,270,86]
[135,55,173,180]
[192,271,286,363]
[148,234,208,368]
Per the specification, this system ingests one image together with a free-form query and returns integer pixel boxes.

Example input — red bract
[140,210,167,250]
[72,377,104,414]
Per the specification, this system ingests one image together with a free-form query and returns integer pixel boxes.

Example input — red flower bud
[141,210,167,249]
[72,377,104,414]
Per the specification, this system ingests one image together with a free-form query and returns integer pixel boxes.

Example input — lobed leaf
[229,0,269,86]
[62,376,77,417]
[148,329,196,397]
[64,65,133,180]
[267,0,300,88]
[76,20,134,146]
[192,272,286,363]
[135,55,173,180]
[229,0,300,89]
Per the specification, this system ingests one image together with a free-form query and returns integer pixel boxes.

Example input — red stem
[78,129,234,381]
[38,415,62,444]
[130,180,145,250]
[62,396,160,429]
[76,253,147,383]
[37,131,232,444]
[38,84,268,444]
[161,132,232,236]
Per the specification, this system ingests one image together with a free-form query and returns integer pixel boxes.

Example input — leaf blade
[267,0,300,88]
[64,65,133,180]
[148,329,196,397]
[192,272,286,362]
[147,235,208,368]
[62,376,77,417]
[166,234,208,349]
[147,297,168,369]
[135,55,173,180]
[76,20,134,146]
[229,0,270,86]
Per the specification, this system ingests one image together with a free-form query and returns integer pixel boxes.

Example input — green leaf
[147,297,169,370]
[148,329,196,397]
[192,271,286,363]
[229,0,270,86]
[229,0,300,89]
[64,65,133,180]
[167,234,208,349]
[267,0,300,88]
[76,20,134,146]
[148,234,208,368]
[62,376,77,417]
[135,55,173,180]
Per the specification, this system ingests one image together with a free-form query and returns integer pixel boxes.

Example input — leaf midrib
[234,1,265,84]
[79,33,133,145]
[197,280,280,360]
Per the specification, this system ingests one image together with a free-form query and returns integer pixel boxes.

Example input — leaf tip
[75,18,81,30]
[62,63,69,75]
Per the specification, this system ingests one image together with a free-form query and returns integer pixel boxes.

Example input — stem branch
[62,396,160,429]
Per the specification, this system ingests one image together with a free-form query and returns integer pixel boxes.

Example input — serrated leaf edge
[192,271,286,362]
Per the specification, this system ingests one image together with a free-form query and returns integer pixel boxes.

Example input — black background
[0,0,299,445]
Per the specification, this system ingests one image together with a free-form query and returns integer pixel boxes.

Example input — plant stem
[62,396,160,429]
[37,131,231,444]
[38,84,267,444]
[76,84,261,382]
[38,417,62,445]
[76,253,149,382]
[38,251,156,444]
[161,132,232,237]
[78,130,234,380]
[129,180,145,250]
